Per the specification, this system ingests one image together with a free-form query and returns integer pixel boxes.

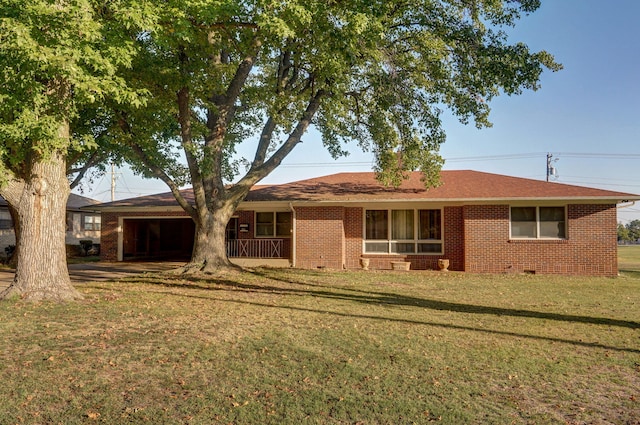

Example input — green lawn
[619,244,640,275]
[0,262,638,424]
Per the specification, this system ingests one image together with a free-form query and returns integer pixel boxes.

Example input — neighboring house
[94,170,640,276]
[0,194,102,256]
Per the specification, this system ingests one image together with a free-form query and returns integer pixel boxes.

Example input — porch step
[231,258,291,268]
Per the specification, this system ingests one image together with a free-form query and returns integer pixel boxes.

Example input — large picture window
[255,212,291,237]
[364,209,442,254]
[510,206,566,239]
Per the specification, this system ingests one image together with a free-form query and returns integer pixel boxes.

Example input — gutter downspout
[617,201,636,210]
[289,203,296,267]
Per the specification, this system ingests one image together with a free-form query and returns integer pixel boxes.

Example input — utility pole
[546,153,558,182]
[110,163,116,201]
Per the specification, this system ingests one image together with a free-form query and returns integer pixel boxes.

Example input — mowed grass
[619,244,640,276]
[0,258,639,424]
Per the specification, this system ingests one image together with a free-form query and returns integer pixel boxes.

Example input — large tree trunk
[182,201,238,275]
[0,153,82,301]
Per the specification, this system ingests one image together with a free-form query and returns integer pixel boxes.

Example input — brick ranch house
[94,170,640,276]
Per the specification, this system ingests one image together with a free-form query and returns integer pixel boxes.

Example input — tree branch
[177,86,206,214]
[117,113,196,217]
[68,150,102,190]
[233,89,327,195]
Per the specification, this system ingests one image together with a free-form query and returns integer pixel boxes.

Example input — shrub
[79,240,93,256]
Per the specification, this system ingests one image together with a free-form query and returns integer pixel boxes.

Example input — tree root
[168,260,245,278]
[0,284,84,302]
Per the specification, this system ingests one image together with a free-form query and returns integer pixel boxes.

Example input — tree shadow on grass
[112,273,640,355]
[127,268,640,332]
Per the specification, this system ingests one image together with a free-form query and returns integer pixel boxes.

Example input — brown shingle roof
[245,171,639,202]
[1,193,101,211]
[95,170,639,209]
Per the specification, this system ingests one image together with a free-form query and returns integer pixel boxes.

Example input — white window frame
[363,208,443,255]
[509,206,567,240]
[254,211,292,238]
[83,214,101,231]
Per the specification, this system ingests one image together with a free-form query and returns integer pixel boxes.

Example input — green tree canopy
[0,0,154,299]
[626,219,640,242]
[106,0,561,272]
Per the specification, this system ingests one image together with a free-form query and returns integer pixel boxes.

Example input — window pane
[540,207,564,221]
[256,212,274,237]
[391,210,414,240]
[83,215,100,231]
[418,243,442,253]
[365,210,388,240]
[0,210,13,230]
[511,207,537,238]
[365,241,388,253]
[511,207,536,222]
[275,212,291,237]
[391,242,415,253]
[511,221,537,238]
[419,209,441,240]
[540,207,565,238]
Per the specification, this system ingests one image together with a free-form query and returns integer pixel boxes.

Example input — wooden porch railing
[226,239,284,258]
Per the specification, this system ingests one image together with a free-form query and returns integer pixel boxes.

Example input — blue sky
[81,1,640,222]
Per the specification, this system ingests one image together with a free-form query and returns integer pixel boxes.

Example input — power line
[277,151,640,168]
[561,180,640,189]
[557,152,640,159]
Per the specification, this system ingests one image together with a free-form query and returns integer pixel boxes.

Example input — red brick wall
[294,206,345,269]
[344,207,363,269]
[235,210,254,240]
[443,206,465,271]
[463,204,618,276]
[100,212,119,261]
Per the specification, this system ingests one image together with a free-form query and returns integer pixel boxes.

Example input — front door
[226,217,238,241]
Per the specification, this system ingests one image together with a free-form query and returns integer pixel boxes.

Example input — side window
[275,212,292,237]
[83,214,101,231]
[255,212,274,237]
[540,207,566,238]
[255,212,292,237]
[511,207,537,238]
[510,207,566,239]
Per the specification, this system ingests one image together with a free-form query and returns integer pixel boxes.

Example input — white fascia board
[250,197,639,207]
[97,195,640,213]
[94,206,187,213]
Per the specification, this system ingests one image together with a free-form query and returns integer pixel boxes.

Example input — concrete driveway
[0,261,185,289]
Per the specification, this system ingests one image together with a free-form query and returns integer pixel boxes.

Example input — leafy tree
[626,219,640,242]
[116,0,561,273]
[0,0,151,300]
[618,223,631,243]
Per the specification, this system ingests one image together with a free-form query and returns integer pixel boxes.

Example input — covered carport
[122,218,195,261]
